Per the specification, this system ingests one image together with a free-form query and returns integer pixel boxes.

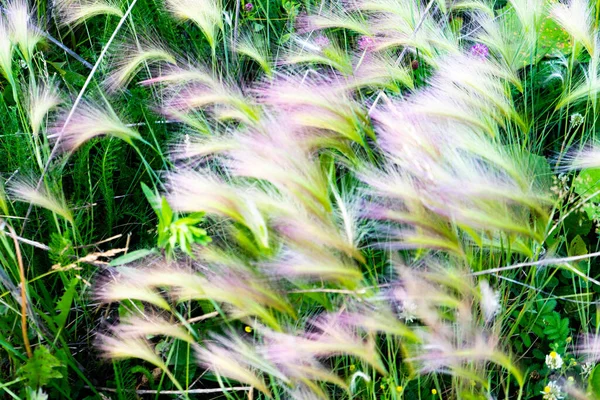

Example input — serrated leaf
[543,313,570,341]
[538,299,557,315]
[19,346,63,388]
[141,182,160,213]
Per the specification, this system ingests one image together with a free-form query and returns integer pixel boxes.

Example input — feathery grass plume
[113,315,195,343]
[150,63,260,125]
[140,63,216,87]
[5,0,42,63]
[395,264,523,386]
[221,125,332,214]
[282,35,353,74]
[348,0,412,16]
[368,106,439,167]
[555,50,600,109]
[420,151,544,238]
[364,69,549,249]
[99,326,187,391]
[96,271,171,310]
[258,330,349,393]
[270,203,366,261]
[365,14,458,63]
[448,0,493,16]
[104,41,177,92]
[0,18,14,85]
[301,385,347,400]
[356,0,461,61]
[299,314,386,373]
[118,264,292,324]
[478,280,501,322]
[164,268,295,324]
[348,54,414,91]
[126,264,206,289]
[364,200,464,255]
[208,331,290,383]
[7,178,73,222]
[507,0,546,39]
[400,56,523,136]
[98,334,168,370]
[26,80,61,137]
[559,144,600,172]
[167,171,269,248]
[165,0,223,51]
[56,0,123,27]
[296,8,371,36]
[170,132,238,160]
[263,248,362,287]
[352,16,422,51]
[164,81,260,125]
[234,34,272,77]
[49,100,141,152]
[196,334,273,397]
[208,323,373,394]
[337,307,420,341]
[255,76,369,145]
[405,89,498,137]
[550,0,595,56]
[577,334,600,363]
[432,55,525,128]
[474,10,538,72]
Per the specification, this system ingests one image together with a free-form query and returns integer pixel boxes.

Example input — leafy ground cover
[1,0,600,399]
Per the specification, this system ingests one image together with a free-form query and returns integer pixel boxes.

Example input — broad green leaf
[590,364,600,396]
[54,278,78,333]
[568,235,588,257]
[109,248,158,266]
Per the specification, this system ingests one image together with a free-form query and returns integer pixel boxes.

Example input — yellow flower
[244,326,252,333]
[349,364,356,371]
[396,386,403,393]
[550,351,558,358]
[432,388,437,395]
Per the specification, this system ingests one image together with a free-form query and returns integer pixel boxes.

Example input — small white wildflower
[541,381,563,400]
[479,280,501,322]
[398,300,417,323]
[570,113,584,128]
[545,351,564,370]
[581,361,594,378]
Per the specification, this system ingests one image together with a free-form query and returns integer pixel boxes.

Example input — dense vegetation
[3,0,600,398]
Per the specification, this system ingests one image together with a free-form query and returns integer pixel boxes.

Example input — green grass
[1,0,600,399]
